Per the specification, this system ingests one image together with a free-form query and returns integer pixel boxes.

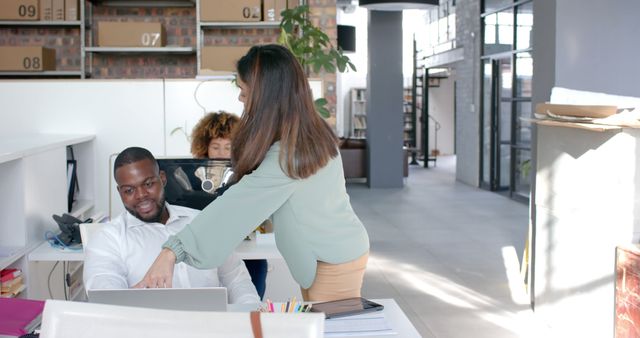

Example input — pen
[290,297,296,313]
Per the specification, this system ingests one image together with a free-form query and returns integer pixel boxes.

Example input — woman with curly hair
[190,111,239,159]
[190,111,269,300]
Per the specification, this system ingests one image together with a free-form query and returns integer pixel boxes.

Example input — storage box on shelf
[0,134,95,299]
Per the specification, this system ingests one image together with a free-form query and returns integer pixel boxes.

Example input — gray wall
[453,0,481,186]
[367,10,405,188]
[555,0,640,97]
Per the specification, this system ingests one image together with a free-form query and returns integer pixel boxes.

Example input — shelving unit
[349,87,367,139]
[0,134,95,299]
[1,0,304,78]
[83,0,197,77]
[403,87,415,148]
[0,3,85,78]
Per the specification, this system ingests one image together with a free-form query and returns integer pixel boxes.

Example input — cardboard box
[535,103,618,119]
[64,0,77,21]
[0,47,56,71]
[201,46,250,72]
[52,0,64,21]
[264,0,288,22]
[200,0,261,22]
[0,0,39,20]
[40,0,52,20]
[98,22,167,47]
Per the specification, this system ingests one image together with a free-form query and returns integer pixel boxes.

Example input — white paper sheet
[324,312,397,337]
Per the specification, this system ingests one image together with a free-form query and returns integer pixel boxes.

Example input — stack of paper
[324,312,396,337]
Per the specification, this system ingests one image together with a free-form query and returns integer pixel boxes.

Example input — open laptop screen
[157,158,233,210]
[87,287,228,312]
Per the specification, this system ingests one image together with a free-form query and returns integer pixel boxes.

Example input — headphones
[195,166,234,194]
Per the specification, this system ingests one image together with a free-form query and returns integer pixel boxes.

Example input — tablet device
[310,297,384,319]
[87,287,228,312]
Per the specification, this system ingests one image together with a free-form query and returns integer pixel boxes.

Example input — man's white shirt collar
[123,203,191,228]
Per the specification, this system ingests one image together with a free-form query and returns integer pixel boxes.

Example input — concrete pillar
[366,10,404,188]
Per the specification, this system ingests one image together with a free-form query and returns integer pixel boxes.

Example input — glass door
[481,56,511,192]
[480,54,531,201]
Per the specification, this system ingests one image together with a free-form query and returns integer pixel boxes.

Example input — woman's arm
[132,248,176,288]
[137,147,297,286]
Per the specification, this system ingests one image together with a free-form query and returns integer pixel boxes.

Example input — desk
[27,235,297,301]
[229,299,421,338]
[27,233,282,262]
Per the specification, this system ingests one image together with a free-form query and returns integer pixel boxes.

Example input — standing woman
[136,44,370,302]
[190,111,269,300]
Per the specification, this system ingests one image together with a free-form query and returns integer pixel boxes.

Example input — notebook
[0,297,45,336]
[87,287,228,312]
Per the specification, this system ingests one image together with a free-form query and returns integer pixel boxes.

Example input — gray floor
[347,156,552,337]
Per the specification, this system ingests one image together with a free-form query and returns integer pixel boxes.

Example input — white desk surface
[28,234,283,262]
[229,298,421,338]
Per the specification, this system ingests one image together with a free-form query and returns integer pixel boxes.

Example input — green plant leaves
[314,98,330,118]
[279,5,357,119]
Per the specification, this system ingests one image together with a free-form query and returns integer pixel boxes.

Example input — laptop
[87,287,228,312]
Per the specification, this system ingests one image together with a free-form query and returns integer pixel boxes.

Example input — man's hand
[133,248,177,288]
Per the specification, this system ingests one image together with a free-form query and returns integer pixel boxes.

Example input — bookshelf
[0,134,95,299]
[350,87,367,139]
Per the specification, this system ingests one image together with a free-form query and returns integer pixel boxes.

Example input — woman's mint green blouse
[164,142,370,288]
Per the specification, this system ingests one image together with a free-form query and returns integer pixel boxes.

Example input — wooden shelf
[85,46,196,53]
[87,0,195,7]
[200,21,280,29]
[0,20,81,26]
[0,71,83,77]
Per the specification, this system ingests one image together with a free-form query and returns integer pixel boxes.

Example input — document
[324,312,397,337]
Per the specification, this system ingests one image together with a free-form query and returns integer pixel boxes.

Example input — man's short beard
[127,197,166,223]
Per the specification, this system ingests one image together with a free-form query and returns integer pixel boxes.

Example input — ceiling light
[358,0,439,11]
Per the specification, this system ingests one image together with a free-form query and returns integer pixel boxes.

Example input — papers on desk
[324,312,397,337]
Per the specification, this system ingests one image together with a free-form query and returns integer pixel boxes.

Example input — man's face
[115,159,168,224]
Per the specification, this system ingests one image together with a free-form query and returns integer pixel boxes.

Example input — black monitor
[157,158,233,210]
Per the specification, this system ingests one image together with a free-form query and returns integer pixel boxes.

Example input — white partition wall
[164,79,244,157]
[0,80,167,218]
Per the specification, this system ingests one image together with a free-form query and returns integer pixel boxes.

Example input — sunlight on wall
[502,246,529,305]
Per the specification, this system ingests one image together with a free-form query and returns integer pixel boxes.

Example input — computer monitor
[157,158,233,210]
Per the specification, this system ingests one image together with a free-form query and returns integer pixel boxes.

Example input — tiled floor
[347,156,553,337]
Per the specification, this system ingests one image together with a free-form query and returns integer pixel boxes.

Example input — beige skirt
[300,252,369,302]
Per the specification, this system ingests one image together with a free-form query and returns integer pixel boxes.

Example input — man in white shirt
[83,147,259,304]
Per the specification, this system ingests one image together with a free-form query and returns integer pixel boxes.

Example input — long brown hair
[190,111,239,158]
[232,44,338,181]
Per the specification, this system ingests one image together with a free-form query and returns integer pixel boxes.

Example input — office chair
[79,223,105,247]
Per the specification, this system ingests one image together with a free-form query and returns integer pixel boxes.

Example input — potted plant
[278,5,356,118]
